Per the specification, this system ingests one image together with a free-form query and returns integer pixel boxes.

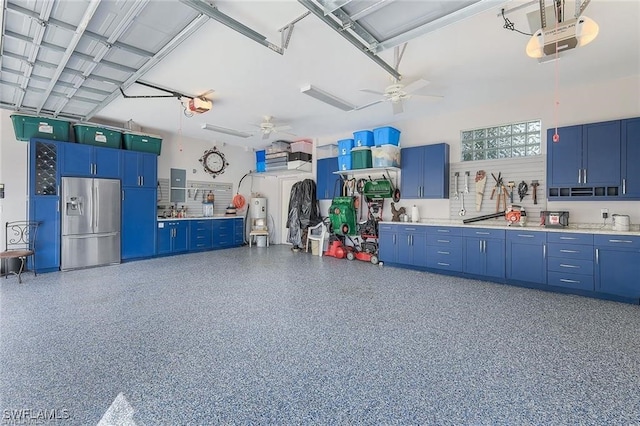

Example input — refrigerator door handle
[94,184,99,231]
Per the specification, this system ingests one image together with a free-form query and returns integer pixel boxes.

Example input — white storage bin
[290,140,313,154]
[371,144,401,168]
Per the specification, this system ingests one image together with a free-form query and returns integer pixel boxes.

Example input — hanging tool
[531,180,539,204]
[507,181,515,203]
[464,171,470,194]
[491,172,507,213]
[463,210,506,224]
[517,181,528,202]
[475,170,487,211]
[453,172,459,200]
[459,189,466,216]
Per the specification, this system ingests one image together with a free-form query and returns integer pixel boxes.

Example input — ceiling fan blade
[392,100,404,115]
[354,99,385,111]
[360,88,385,96]
[402,79,430,94]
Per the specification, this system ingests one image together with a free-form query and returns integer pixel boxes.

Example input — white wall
[315,74,640,225]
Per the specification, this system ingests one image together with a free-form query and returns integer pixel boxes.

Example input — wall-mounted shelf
[333,166,400,177]
[250,163,313,178]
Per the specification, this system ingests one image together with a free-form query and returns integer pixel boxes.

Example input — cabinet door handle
[623,178,626,195]
[543,244,546,258]
[437,262,450,266]
[437,251,450,255]
[517,234,534,238]
[560,249,578,253]
[583,168,587,184]
[437,229,450,233]
[559,236,577,240]
[437,239,449,243]
[141,176,144,186]
[479,240,483,253]
[595,248,599,264]
[560,278,580,284]
[608,239,633,244]
[408,235,411,246]
[476,231,490,235]
[393,235,396,244]
[122,190,125,201]
[578,169,581,184]
[560,264,580,269]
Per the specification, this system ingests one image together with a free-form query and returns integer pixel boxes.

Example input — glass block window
[461,120,541,161]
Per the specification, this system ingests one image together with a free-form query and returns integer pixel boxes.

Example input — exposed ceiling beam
[179,0,284,55]
[298,0,400,80]
[84,14,210,120]
[348,0,394,21]
[36,0,101,114]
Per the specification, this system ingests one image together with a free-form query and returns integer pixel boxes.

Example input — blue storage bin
[353,130,374,147]
[256,150,266,162]
[256,161,266,172]
[337,138,354,156]
[373,126,401,146]
[337,155,352,171]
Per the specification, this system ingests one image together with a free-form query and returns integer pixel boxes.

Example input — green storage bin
[73,124,122,148]
[10,114,70,141]
[123,132,162,155]
[351,147,372,169]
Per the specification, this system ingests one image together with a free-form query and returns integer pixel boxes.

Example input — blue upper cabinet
[122,150,157,188]
[316,157,339,200]
[621,117,640,198]
[61,143,121,178]
[400,143,449,199]
[547,119,626,199]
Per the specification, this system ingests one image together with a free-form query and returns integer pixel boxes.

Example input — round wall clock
[199,146,229,178]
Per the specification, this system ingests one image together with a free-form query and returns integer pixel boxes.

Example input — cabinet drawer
[547,243,594,260]
[548,257,594,275]
[547,232,593,245]
[594,234,640,249]
[425,226,463,236]
[397,224,427,235]
[426,245,463,272]
[463,228,506,239]
[379,224,399,233]
[506,230,546,244]
[548,271,594,291]
[426,235,462,248]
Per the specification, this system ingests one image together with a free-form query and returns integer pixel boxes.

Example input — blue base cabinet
[29,196,60,272]
[189,220,213,251]
[595,235,640,300]
[425,226,463,272]
[463,228,505,279]
[378,224,398,264]
[506,230,546,284]
[546,232,594,291]
[157,221,189,255]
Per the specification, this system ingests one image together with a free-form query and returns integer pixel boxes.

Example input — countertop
[380,218,640,236]
[157,215,241,221]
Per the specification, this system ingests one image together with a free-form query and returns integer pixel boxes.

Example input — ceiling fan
[356,78,443,115]
[201,116,295,140]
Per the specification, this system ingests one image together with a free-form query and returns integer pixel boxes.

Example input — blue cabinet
[122,188,156,260]
[547,120,622,199]
[621,117,640,198]
[546,232,594,291]
[425,226,463,272]
[28,140,61,272]
[594,235,640,300]
[463,228,505,279]
[122,151,157,188]
[61,143,121,178]
[189,220,213,251]
[397,225,427,267]
[234,218,245,245]
[400,143,449,199]
[316,157,339,200]
[506,230,547,284]
[157,221,188,255]
[212,219,234,248]
[378,223,398,263]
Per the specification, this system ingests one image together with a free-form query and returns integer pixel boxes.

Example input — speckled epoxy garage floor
[1,245,640,425]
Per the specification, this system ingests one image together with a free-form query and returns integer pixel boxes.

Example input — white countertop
[157,215,241,221]
[380,218,640,236]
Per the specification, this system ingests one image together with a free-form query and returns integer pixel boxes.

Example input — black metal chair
[0,221,39,284]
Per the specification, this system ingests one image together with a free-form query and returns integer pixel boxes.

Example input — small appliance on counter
[540,211,569,228]
[612,214,630,232]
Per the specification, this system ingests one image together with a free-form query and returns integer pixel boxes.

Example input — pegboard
[448,156,546,224]
[157,179,233,217]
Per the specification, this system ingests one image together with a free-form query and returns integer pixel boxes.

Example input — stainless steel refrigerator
[61,177,121,270]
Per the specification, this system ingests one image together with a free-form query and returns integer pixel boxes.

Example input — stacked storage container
[351,130,374,169]
[255,150,266,173]
[10,113,71,141]
[123,131,163,155]
[337,138,354,171]
[265,140,290,171]
[288,140,312,172]
[73,123,122,149]
[371,126,401,168]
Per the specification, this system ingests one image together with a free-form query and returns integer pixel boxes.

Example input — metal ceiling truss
[0,0,210,121]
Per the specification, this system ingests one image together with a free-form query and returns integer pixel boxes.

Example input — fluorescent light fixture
[301,84,356,111]
[526,16,599,58]
[201,123,251,138]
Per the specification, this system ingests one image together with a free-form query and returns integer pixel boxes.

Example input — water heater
[251,197,267,220]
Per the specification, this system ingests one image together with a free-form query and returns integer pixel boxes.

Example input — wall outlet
[601,208,609,219]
